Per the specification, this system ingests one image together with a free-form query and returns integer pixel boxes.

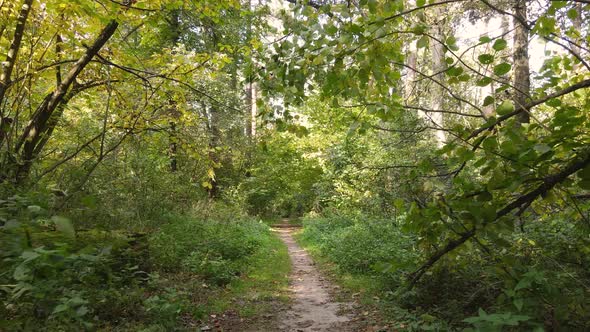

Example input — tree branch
[408,149,590,288]
[467,78,590,140]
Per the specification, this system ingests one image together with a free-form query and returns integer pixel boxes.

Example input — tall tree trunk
[0,0,33,149]
[250,82,257,138]
[429,1,446,147]
[405,43,417,103]
[245,83,253,139]
[570,2,583,73]
[512,0,530,124]
[244,81,257,140]
[168,11,181,172]
[206,103,220,198]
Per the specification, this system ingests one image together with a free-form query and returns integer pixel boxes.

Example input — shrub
[299,214,417,287]
[149,210,270,285]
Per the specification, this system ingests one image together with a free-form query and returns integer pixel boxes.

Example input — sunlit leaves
[479,36,492,44]
[566,8,578,20]
[534,17,557,37]
[446,36,459,51]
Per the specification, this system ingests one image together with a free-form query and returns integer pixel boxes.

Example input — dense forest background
[1,0,589,330]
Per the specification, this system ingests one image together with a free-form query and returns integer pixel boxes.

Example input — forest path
[272,222,360,332]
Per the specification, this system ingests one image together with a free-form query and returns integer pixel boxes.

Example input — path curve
[273,225,358,332]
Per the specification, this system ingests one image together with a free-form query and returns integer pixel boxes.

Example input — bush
[299,213,417,287]
[149,209,270,285]
[0,239,146,331]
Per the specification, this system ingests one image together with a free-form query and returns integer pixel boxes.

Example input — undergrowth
[0,197,289,331]
[297,211,590,331]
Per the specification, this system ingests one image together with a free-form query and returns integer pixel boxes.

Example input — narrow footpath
[273,224,360,332]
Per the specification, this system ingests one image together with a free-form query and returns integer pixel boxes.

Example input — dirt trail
[273,224,358,332]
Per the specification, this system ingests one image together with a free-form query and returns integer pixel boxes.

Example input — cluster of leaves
[238,130,323,217]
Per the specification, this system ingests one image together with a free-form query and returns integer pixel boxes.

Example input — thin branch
[466,78,590,140]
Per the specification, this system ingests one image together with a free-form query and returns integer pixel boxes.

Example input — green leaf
[482,136,498,150]
[458,74,470,82]
[476,77,492,87]
[546,98,561,107]
[52,216,75,238]
[533,144,551,154]
[27,205,42,214]
[493,63,511,76]
[478,54,494,65]
[496,100,515,115]
[417,35,429,48]
[514,298,524,311]
[567,8,578,20]
[492,39,507,51]
[479,36,491,43]
[446,66,463,77]
[536,17,556,36]
[416,0,426,7]
[483,96,495,107]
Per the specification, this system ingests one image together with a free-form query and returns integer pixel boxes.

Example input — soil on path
[273,223,360,332]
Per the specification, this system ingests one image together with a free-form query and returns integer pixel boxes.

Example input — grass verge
[206,230,291,317]
[294,225,450,331]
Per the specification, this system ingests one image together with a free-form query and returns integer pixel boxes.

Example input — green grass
[205,230,291,317]
[294,228,449,331]
[260,217,302,227]
[108,225,291,331]
[295,230,385,304]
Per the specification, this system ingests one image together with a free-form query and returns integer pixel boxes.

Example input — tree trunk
[168,11,181,172]
[0,0,33,149]
[250,82,257,138]
[206,104,221,198]
[570,2,583,73]
[512,0,530,124]
[429,1,446,147]
[405,43,417,103]
[245,83,253,139]
[169,122,178,172]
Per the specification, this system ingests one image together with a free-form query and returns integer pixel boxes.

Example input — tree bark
[405,43,417,103]
[245,82,253,139]
[429,0,446,147]
[206,103,221,198]
[512,0,530,124]
[0,0,33,149]
[168,11,181,172]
